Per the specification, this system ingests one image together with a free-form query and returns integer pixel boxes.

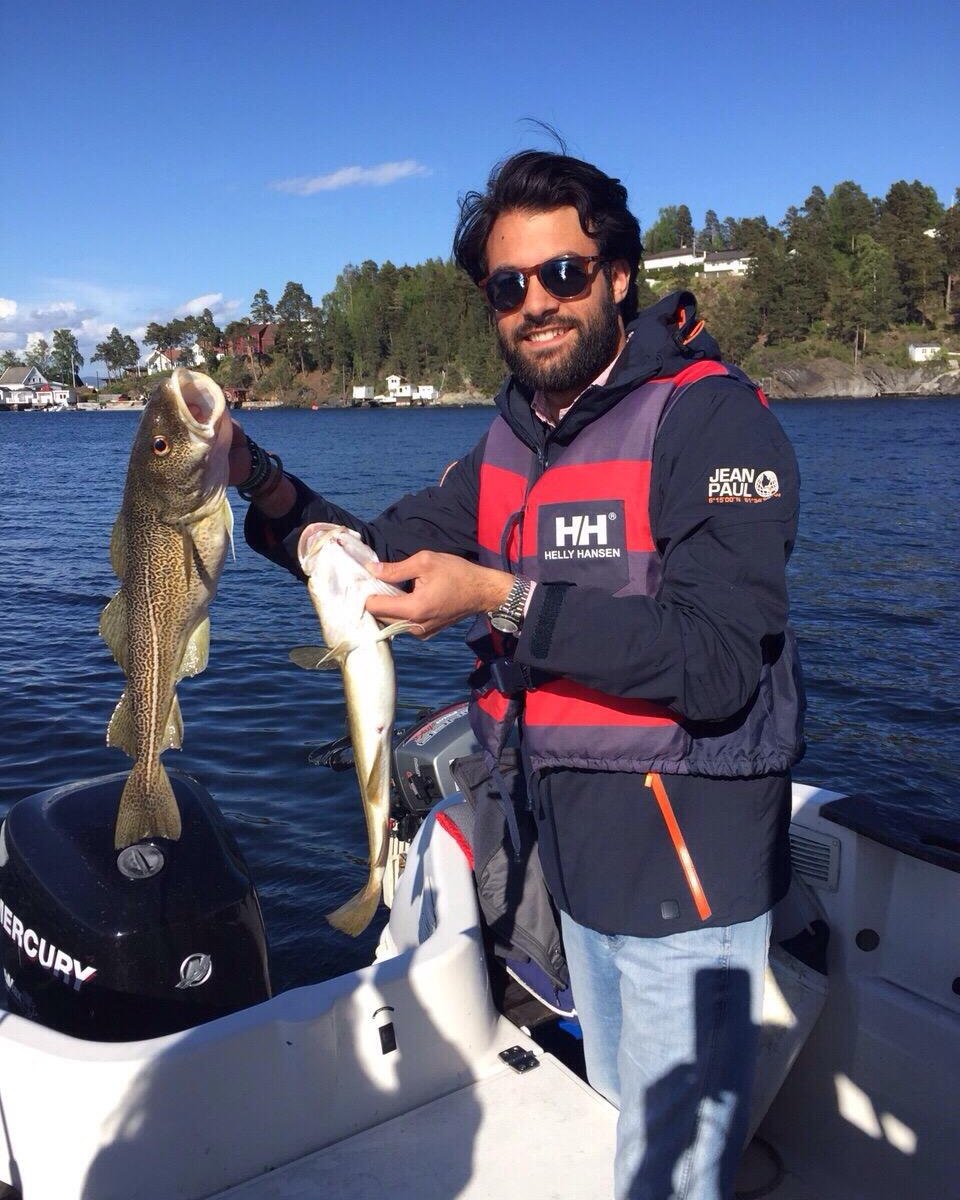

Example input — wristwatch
[488,576,533,635]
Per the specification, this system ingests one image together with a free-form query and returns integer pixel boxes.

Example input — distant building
[385,374,406,395]
[643,248,753,277]
[643,248,704,272]
[141,345,206,374]
[352,386,375,402]
[225,323,277,360]
[413,384,438,401]
[703,250,753,276]
[0,365,74,408]
[908,343,942,363]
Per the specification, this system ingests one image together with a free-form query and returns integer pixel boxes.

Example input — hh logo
[538,500,628,591]
[555,513,609,548]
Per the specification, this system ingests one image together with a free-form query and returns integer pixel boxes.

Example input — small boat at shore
[0,703,956,1199]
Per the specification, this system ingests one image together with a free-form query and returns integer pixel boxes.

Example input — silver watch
[488,576,532,635]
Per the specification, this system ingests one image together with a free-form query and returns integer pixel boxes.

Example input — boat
[0,703,956,1199]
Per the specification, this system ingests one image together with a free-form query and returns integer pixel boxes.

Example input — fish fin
[106,690,136,756]
[109,517,127,578]
[114,760,182,849]
[162,695,183,751]
[223,495,235,562]
[374,620,422,642]
[178,618,210,679]
[289,644,341,672]
[99,592,129,671]
[325,868,385,937]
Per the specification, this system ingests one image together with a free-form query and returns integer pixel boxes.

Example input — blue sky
[2,0,958,368]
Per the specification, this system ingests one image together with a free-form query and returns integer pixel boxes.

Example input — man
[232,150,804,1200]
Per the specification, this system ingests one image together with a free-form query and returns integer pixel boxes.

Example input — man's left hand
[365,552,513,638]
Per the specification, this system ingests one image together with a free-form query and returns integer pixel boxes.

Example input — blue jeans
[560,910,771,1200]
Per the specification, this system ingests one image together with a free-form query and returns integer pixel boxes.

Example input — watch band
[488,576,532,635]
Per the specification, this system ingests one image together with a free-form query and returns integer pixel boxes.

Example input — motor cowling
[0,770,271,1041]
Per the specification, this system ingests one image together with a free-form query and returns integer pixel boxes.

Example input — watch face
[490,614,520,635]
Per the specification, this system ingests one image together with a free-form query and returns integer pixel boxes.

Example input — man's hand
[365,552,514,638]
[228,419,252,487]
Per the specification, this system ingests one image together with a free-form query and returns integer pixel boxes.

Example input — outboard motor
[0,769,271,1041]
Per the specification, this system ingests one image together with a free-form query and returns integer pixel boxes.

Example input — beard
[497,285,623,396]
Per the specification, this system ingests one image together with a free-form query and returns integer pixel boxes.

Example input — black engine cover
[0,770,271,1041]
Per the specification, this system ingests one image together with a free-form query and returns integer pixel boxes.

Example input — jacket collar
[493,290,722,450]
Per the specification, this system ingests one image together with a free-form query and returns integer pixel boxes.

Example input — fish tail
[326,867,385,937]
[114,759,182,849]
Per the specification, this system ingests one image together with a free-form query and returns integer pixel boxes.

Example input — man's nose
[522,274,559,320]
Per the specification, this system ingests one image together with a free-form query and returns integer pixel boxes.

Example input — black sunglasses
[479,254,607,314]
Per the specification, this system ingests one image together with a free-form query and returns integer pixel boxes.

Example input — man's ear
[609,258,631,304]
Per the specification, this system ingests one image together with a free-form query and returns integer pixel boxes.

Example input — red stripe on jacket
[477,462,526,556]
[525,678,678,728]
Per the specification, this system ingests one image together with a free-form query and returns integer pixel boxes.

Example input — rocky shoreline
[761,358,960,399]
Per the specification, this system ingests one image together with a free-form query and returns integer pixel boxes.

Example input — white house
[413,385,438,402]
[141,344,205,374]
[385,374,406,395]
[703,250,753,276]
[908,343,942,363]
[352,386,375,402]
[0,365,74,408]
[643,248,704,272]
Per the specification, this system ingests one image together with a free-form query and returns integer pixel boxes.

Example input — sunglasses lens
[486,271,526,313]
[541,256,590,298]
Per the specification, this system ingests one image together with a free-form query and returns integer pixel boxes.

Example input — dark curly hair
[453,150,644,324]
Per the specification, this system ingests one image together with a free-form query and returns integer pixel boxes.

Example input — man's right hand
[228,419,252,487]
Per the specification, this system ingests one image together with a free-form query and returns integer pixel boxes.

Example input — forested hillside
[11,178,954,399]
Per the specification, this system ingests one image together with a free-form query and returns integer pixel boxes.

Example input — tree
[937,189,960,318]
[93,328,139,379]
[826,181,876,253]
[25,337,53,377]
[699,210,724,251]
[51,328,84,385]
[0,350,24,371]
[676,205,695,247]
[250,289,275,325]
[275,281,315,375]
[877,180,945,321]
[644,206,686,253]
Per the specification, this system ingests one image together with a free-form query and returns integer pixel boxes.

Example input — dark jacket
[246,292,803,936]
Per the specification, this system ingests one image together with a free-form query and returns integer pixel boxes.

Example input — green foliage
[645,205,695,252]
[25,337,53,376]
[51,328,83,384]
[0,350,24,371]
[250,289,275,324]
[253,356,295,397]
[93,327,140,378]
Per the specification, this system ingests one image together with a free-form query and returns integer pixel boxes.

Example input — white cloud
[176,292,224,317]
[271,159,429,196]
[0,298,17,320]
[32,301,79,320]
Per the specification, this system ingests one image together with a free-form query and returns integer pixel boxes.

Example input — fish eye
[152,436,170,456]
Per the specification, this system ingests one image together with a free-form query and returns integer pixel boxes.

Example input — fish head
[127,369,231,519]
[297,522,347,577]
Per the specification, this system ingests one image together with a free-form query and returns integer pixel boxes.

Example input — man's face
[484,206,630,401]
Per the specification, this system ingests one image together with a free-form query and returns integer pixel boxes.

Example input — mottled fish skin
[101,368,233,849]
[296,523,411,936]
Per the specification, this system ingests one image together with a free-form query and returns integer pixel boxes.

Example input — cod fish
[100,368,233,849]
[292,523,416,936]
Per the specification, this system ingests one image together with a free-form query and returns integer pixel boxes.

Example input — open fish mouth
[297,523,345,573]
[169,368,226,440]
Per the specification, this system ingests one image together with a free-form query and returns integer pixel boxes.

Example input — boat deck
[216,1051,616,1199]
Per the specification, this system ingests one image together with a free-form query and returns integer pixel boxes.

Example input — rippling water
[2,397,958,991]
